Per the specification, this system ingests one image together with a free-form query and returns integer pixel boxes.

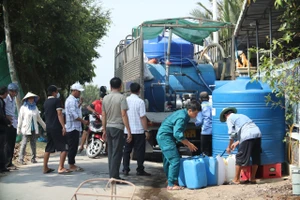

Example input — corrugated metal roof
[234,0,285,49]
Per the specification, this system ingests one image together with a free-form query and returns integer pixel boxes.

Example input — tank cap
[245,81,262,90]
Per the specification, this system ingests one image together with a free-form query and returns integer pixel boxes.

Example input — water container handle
[245,81,263,90]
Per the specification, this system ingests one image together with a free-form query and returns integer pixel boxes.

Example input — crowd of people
[0,77,262,190]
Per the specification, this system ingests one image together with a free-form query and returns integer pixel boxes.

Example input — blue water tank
[144,36,194,62]
[144,63,216,112]
[212,77,285,165]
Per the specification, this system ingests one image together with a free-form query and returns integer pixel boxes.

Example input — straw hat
[220,107,237,122]
[22,92,38,102]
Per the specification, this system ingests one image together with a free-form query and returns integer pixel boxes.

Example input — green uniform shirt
[157,109,190,142]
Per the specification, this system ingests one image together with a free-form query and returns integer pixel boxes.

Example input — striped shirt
[65,95,82,132]
[124,94,146,134]
[4,94,17,128]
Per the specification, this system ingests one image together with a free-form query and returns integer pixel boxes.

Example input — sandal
[58,169,73,175]
[167,185,184,190]
[228,180,240,185]
[43,168,55,174]
[70,166,84,172]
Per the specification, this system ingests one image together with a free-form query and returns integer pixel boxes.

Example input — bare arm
[140,115,150,140]
[101,110,107,140]
[121,109,132,143]
[227,138,234,154]
[87,104,97,114]
[181,139,198,152]
[57,109,66,135]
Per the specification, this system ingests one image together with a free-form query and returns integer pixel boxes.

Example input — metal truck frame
[114,17,233,156]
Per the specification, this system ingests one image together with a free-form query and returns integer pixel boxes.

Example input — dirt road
[0,150,297,200]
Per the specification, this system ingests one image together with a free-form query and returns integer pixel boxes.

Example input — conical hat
[22,92,38,101]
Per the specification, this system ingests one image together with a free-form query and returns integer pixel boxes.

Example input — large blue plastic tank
[212,77,285,165]
[183,157,207,189]
[144,36,194,62]
[144,63,216,112]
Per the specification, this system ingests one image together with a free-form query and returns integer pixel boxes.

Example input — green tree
[82,84,99,106]
[257,0,300,124]
[0,0,110,100]
[190,0,243,40]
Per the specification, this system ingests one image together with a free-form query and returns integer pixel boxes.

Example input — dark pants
[106,127,124,179]
[66,130,79,165]
[0,132,6,169]
[123,134,146,173]
[5,126,16,166]
[201,134,212,156]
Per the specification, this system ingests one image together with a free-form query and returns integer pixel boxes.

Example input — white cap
[70,82,84,92]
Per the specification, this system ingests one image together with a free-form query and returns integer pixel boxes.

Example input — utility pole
[3,0,21,110]
[212,0,219,44]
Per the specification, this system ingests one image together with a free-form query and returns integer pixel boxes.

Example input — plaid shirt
[124,94,146,134]
[65,95,82,132]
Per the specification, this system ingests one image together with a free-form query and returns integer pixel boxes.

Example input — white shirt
[124,94,146,134]
[65,95,82,132]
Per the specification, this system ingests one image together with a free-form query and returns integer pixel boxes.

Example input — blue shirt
[195,101,212,135]
[4,94,17,128]
[226,113,261,144]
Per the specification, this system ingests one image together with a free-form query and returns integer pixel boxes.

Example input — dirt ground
[12,142,300,200]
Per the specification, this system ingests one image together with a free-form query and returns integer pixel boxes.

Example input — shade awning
[133,17,232,45]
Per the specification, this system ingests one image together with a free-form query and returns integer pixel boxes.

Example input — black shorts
[236,138,261,166]
[45,128,68,153]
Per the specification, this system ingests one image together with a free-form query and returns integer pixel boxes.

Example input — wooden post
[3,0,22,110]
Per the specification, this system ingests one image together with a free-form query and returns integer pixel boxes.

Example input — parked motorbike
[86,114,106,158]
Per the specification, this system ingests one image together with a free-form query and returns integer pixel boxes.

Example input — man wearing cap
[43,85,71,174]
[195,91,212,156]
[220,107,262,184]
[4,83,19,169]
[65,82,89,172]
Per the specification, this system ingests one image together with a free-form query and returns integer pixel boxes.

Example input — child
[156,100,200,190]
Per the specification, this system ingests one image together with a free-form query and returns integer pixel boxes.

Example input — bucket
[292,167,300,195]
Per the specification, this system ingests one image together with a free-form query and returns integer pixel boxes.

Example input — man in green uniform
[156,100,200,190]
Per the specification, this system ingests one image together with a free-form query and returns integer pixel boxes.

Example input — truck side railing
[114,35,144,97]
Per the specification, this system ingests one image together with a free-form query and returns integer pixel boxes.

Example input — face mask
[56,92,60,99]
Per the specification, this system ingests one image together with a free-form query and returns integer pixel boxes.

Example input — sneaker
[31,159,37,164]
[136,171,151,176]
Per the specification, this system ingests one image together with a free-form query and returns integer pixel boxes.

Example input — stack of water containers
[179,155,226,189]
[179,154,237,189]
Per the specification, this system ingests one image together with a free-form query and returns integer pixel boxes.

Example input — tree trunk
[3,0,22,111]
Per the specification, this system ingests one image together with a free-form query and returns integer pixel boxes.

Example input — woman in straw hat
[17,92,46,165]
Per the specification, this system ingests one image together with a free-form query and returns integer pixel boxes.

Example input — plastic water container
[216,155,226,185]
[183,157,207,189]
[226,155,236,182]
[203,156,218,186]
[178,157,188,187]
